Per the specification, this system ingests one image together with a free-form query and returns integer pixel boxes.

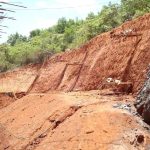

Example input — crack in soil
[27,57,49,93]
[22,105,82,150]
[71,51,88,91]
[122,36,142,82]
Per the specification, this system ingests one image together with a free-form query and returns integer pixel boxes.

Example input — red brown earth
[0,64,40,93]
[31,14,150,94]
[0,14,150,95]
[1,90,150,150]
[0,14,150,150]
[0,94,15,109]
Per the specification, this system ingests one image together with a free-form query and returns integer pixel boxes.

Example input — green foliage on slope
[0,0,150,72]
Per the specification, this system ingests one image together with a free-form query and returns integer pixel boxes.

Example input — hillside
[0,13,150,150]
[1,13,150,95]
[1,0,150,72]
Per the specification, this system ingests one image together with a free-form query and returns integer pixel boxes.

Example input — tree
[0,44,13,72]
[120,0,150,21]
[64,27,75,43]
[30,29,41,38]
[55,17,67,33]
[86,12,95,20]
[7,32,27,46]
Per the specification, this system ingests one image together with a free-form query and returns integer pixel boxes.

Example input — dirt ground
[0,90,150,150]
[0,94,15,109]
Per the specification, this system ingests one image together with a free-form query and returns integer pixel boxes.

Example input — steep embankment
[0,64,39,93]
[0,14,150,95]
[29,13,150,94]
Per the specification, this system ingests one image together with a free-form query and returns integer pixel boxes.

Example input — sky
[0,0,120,43]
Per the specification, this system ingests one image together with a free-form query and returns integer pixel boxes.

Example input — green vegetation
[0,0,150,72]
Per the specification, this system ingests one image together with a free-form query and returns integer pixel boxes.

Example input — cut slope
[31,13,150,94]
[0,14,150,95]
[0,64,39,93]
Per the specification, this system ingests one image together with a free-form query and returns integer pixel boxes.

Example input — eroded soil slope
[0,14,150,96]
[0,94,15,109]
[0,64,39,93]
[31,14,150,94]
[0,90,150,150]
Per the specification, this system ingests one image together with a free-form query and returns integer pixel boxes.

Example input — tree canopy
[0,0,150,72]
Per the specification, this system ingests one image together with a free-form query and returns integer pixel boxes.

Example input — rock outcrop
[135,67,150,123]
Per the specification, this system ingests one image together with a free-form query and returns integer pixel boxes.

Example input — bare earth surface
[0,14,150,150]
[0,64,39,93]
[0,14,150,95]
[0,90,150,150]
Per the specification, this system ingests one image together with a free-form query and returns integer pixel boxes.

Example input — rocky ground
[135,67,150,124]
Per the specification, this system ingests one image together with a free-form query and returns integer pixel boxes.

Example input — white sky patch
[12,19,57,37]
[36,1,49,8]
[55,0,98,6]
[34,18,57,29]
[54,0,101,15]
[0,0,9,2]
[35,0,100,12]
[35,0,61,8]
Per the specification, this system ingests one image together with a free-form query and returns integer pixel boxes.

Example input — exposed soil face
[0,14,150,95]
[30,14,150,94]
[0,125,11,150]
[0,94,15,109]
[0,90,150,150]
[0,14,150,150]
[0,64,39,93]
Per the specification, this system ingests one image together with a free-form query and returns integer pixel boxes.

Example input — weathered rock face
[135,68,150,123]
